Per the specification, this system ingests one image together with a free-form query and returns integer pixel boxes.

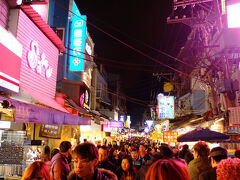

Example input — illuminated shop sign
[157,94,174,119]
[80,89,90,109]
[108,121,123,128]
[27,40,53,78]
[69,0,87,71]
[0,25,22,93]
[163,131,178,143]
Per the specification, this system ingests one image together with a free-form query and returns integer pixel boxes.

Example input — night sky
[77,0,191,127]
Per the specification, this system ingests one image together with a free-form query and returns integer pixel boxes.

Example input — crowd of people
[21,139,240,180]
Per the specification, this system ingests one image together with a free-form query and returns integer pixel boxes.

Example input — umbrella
[177,127,229,142]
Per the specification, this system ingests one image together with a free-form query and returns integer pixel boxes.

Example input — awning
[66,98,89,114]
[0,95,91,125]
[20,5,66,52]
[23,87,69,113]
[177,127,229,142]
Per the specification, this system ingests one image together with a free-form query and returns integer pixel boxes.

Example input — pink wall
[17,10,58,99]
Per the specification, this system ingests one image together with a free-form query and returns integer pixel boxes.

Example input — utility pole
[167,0,226,116]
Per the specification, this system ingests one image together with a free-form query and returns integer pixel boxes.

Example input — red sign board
[17,10,59,99]
[0,25,22,93]
[163,131,178,143]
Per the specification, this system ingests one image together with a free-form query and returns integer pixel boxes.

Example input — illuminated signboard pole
[69,0,87,71]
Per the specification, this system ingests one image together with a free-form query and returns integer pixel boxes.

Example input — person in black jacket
[98,146,117,173]
[68,142,117,180]
[199,146,228,180]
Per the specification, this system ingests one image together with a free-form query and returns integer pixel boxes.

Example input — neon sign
[69,0,87,71]
[27,40,53,78]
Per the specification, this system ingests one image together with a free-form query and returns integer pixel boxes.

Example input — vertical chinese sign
[69,0,87,71]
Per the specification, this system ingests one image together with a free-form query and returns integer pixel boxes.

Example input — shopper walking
[22,161,50,180]
[98,146,116,173]
[145,159,190,180]
[68,142,117,180]
[187,141,211,180]
[116,155,137,180]
[50,141,72,180]
[199,146,228,180]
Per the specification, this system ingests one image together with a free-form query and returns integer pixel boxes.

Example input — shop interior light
[227,2,240,28]
[80,125,91,132]
[0,121,11,129]
[215,118,224,123]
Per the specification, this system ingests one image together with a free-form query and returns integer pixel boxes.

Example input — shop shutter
[0,0,9,29]
[17,10,58,99]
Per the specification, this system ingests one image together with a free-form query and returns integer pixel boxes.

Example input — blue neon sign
[69,0,87,71]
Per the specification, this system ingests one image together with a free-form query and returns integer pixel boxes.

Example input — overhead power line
[58,62,149,107]
[51,0,190,76]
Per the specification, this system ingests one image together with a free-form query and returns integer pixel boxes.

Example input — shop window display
[0,130,42,179]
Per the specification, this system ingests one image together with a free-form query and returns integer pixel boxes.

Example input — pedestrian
[131,148,143,170]
[41,145,52,170]
[138,144,147,161]
[51,148,60,159]
[145,159,190,180]
[184,151,194,166]
[187,141,211,180]
[159,144,174,159]
[22,161,50,180]
[234,149,240,158]
[179,144,190,159]
[135,152,163,180]
[108,147,118,165]
[98,146,116,173]
[199,146,228,180]
[216,158,240,180]
[116,155,137,180]
[50,141,72,180]
[68,142,117,180]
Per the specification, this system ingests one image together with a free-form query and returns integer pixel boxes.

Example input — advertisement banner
[69,0,87,71]
[151,132,163,141]
[163,131,178,143]
[39,124,62,139]
[108,121,122,128]
[157,94,174,119]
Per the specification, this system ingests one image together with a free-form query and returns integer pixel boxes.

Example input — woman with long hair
[22,161,50,180]
[108,147,118,165]
[116,155,137,180]
[145,159,190,180]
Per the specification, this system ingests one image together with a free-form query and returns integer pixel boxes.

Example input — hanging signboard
[108,121,122,128]
[163,131,178,143]
[39,124,62,139]
[69,0,87,71]
[157,94,174,119]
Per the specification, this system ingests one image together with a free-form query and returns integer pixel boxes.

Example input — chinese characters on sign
[69,0,87,71]
[157,94,174,119]
[27,40,53,78]
[163,131,178,143]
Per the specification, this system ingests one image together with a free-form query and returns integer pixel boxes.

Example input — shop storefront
[80,120,102,144]
[0,4,90,179]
